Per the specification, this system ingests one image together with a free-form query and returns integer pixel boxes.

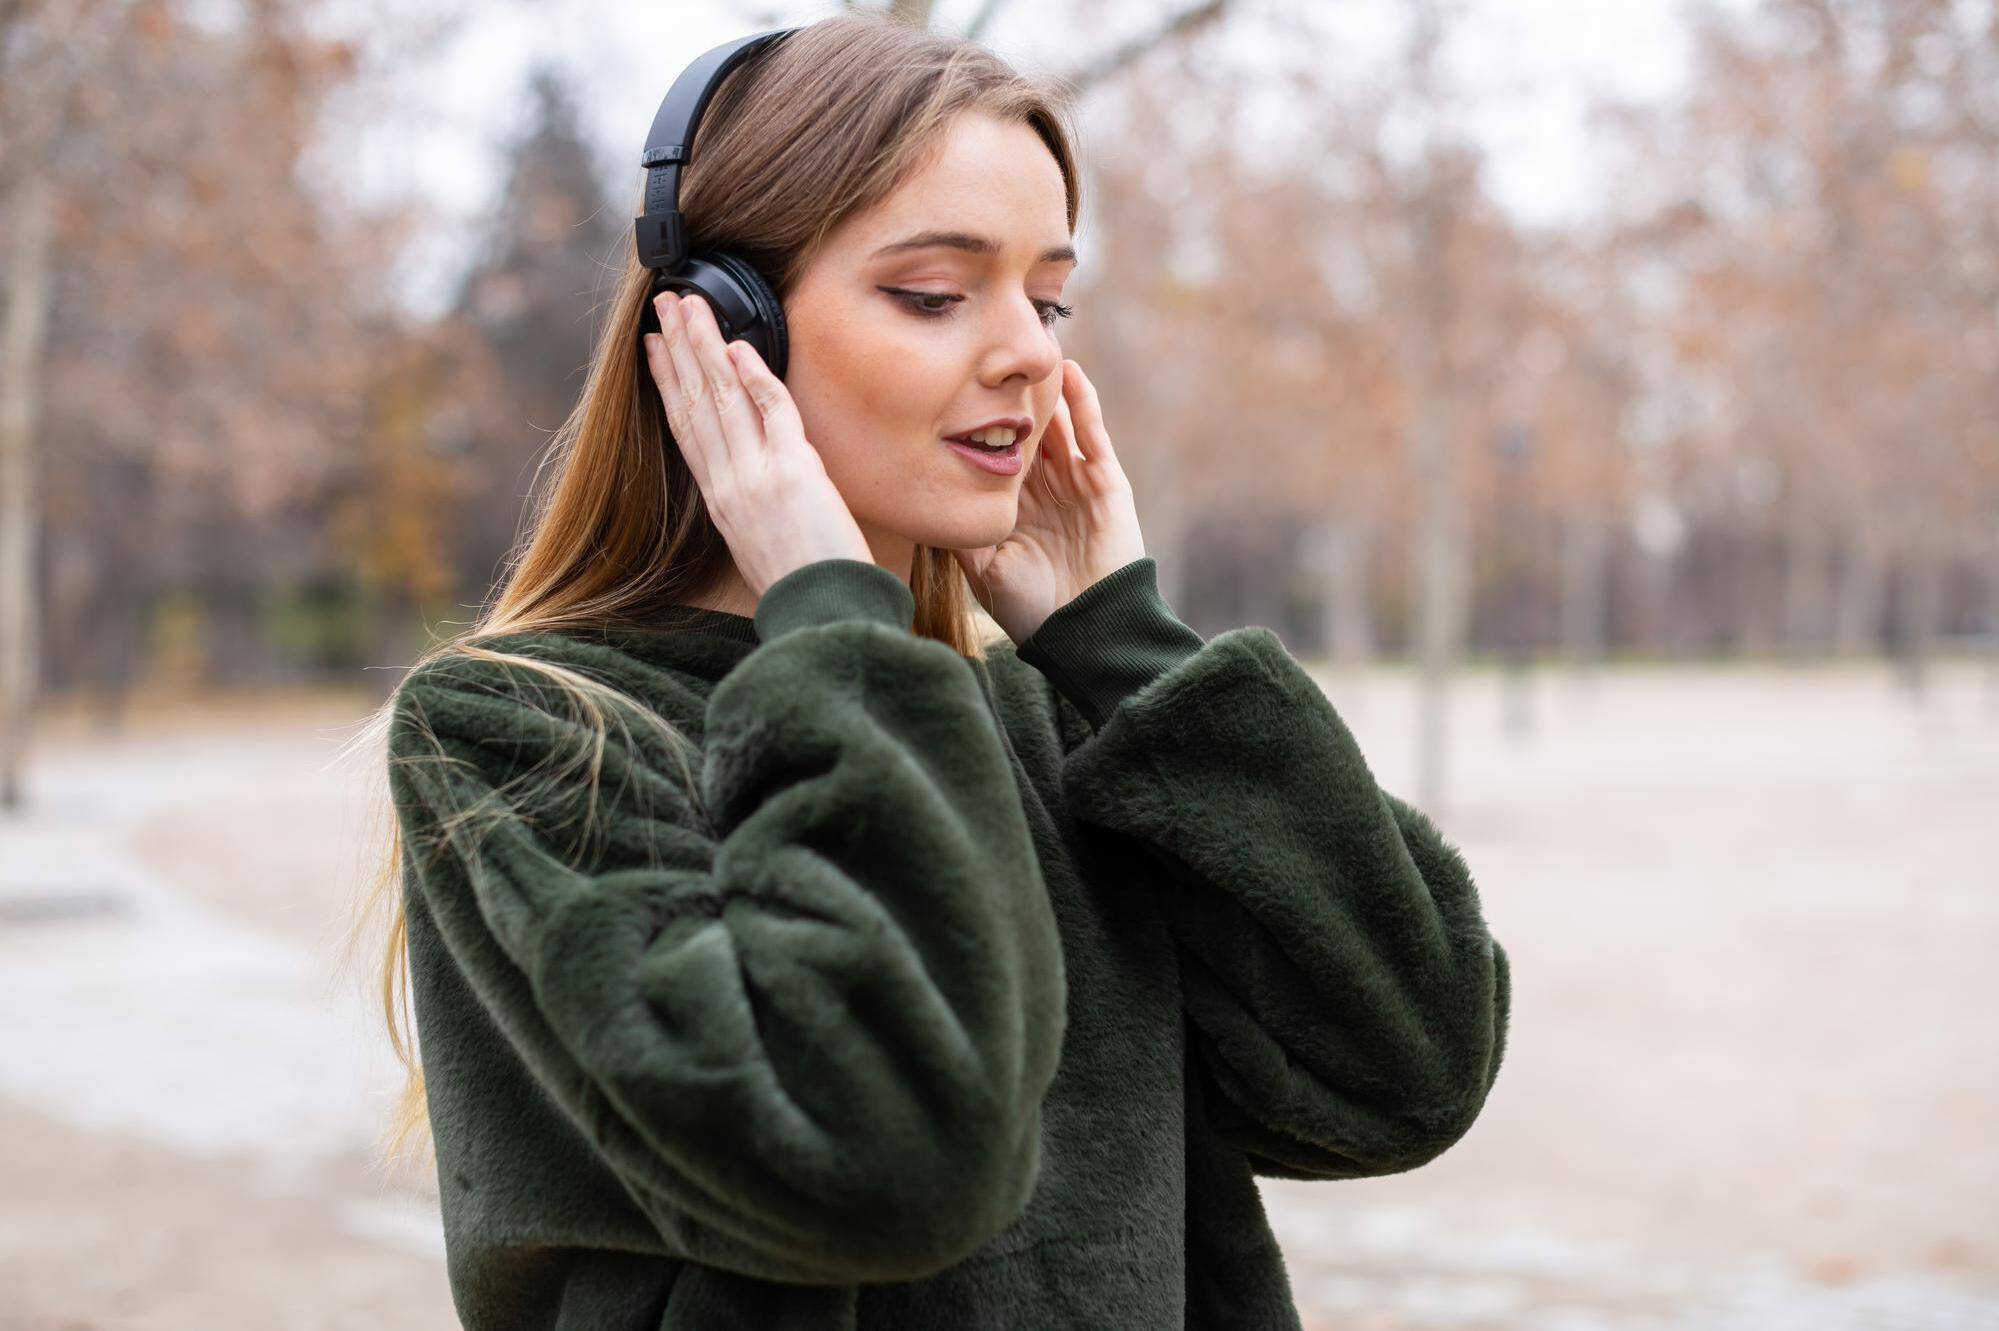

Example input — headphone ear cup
[678,248,789,382]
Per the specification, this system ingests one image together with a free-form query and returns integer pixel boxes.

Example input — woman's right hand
[643,289,875,600]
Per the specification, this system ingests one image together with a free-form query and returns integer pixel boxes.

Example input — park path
[2,662,1997,1329]
[1265,658,1999,1330]
[0,690,454,1329]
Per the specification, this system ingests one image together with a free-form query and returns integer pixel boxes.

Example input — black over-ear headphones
[634,26,799,380]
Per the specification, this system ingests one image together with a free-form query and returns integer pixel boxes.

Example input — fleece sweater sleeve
[1016,556,1510,1181]
[386,558,1067,1285]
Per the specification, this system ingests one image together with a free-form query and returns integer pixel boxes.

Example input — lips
[943,434,1024,475]
[943,418,1031,448]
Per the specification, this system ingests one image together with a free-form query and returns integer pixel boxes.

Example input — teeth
[955,426,1015,449]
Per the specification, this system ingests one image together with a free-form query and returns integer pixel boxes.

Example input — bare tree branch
[1060,0,1228,95]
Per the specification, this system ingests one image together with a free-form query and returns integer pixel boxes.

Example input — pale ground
[2,656,1996,1330]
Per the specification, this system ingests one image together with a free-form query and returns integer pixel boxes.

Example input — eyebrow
[870,229,1078,266]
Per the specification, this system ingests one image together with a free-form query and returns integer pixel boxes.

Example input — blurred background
[2,0,1996,1327]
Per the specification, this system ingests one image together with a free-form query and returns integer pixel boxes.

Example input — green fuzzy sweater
[385,554,1510,1330]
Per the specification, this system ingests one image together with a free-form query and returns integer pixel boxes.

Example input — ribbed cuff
[754,558,915,643]
[1014,556,1205,731]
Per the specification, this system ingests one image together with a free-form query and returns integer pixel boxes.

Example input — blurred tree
[437,66,626,618]
[1605,0,1999,690]
[0,0,456,801]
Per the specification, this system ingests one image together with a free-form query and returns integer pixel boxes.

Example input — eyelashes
[880,286,1074,328]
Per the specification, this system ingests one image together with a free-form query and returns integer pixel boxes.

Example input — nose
[982,295,1063,389]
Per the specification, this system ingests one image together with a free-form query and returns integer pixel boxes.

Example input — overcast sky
[304,0,1731,320]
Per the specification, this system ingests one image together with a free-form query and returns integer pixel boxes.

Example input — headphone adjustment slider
[633,213,688,272]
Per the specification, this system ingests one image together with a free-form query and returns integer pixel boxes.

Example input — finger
[643,316,696,443]
[725,339,810,454]
[645,293,690,422]
[642,304,680,413]
[680,294,769,460]
[645,298,717,485]
[1025,398,1077,508]
[1052,392,1081,461]
[642,327,676,411]
[1062,360,1114,463]
[1038,397,1074,475]
[658,293,729,469]
[1039,394,1079,478]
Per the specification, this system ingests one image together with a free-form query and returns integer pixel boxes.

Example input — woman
[360,12,1510,1329]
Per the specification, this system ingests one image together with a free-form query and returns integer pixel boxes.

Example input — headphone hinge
[633,213,687,272]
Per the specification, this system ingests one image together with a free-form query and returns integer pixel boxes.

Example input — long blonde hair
[335,12,1083,1174]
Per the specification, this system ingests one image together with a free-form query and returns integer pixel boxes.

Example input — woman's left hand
[951,359,1147,644]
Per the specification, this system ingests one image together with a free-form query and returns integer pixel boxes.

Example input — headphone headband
[634,26,797,272]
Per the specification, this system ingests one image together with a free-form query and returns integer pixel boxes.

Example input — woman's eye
[885,288,962,317]
[882,287,1075,327]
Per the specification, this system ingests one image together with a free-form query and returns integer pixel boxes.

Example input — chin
[897,500,1021,554]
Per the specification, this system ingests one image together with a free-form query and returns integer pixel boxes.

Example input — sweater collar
[472,607,761,673]
[613,605,761,645]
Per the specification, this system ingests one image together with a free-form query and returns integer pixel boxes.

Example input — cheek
[796,322,964,462]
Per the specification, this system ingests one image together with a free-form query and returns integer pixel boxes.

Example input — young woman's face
[781,110,1075,566]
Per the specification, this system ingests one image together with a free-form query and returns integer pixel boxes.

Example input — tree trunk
[1559,509,1608,676]
[1412,385,1461,815]
[1892,528,1944,700]
[1986,518,1999,714]
[1780,504,1833,657]
[1833,520,1888,656]
[1303,510,1377,668]
[0,170,55,809]
[83,578,147,735]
